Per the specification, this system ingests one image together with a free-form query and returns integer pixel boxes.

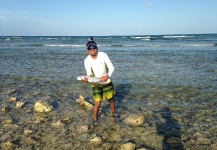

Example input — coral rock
[76,95,93,110]
[124,114,144,126]
[16,101,25,108]
[90,134,102,144]
[9,97,16,102]
[34,100,53,113]
[120,142,136,150]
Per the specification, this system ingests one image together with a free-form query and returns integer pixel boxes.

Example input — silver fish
[76,76,110,85]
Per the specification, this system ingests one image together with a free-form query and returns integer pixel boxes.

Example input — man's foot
[112,113,120,118]
[93,121,99,126]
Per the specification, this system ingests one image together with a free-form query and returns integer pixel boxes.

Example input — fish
[76,75,111,85]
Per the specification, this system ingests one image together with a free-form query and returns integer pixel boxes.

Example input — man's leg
[109,99,115,114]
[93,101,101,122]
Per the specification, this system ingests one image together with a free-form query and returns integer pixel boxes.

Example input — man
[82,39,118,125]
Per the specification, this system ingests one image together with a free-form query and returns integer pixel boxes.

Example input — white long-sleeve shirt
[84,52,114,78]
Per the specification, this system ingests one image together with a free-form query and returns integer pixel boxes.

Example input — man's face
[87,46,98,56]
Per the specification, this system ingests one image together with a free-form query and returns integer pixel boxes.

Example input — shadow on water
[114,82,132,104]
[156,107,184,150]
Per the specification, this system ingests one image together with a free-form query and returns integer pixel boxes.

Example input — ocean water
[0,34,217,149]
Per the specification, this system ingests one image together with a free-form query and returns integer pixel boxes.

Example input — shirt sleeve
[84,57,93,76]
[103,53,115,77]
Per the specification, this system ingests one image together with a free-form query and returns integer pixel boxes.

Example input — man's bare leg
[93,101,101,122]
[109,99,115,114]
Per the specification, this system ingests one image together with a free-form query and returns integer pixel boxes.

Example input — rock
[210,144,217,150]
[2,119,13,124]
[167,137,182,144]
[107,133,122,142]
[34,100,53,113]
[120,142,136,150]
[1,106,8,112]
[62,117,71,123]
[1,141,13,149]
[24,129,34,135]
[32,116,45,123]
[124,114,144,126]
[9,97,16,102]
[16,101,25,108]
[51,120,65,128]
[89,134,102,144]
[196,137,211,145]
[76,95,93,110]
[6,89,16,95]
[78,125,89,133]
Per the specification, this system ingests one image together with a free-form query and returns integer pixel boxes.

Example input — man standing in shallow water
[81,38,119,125]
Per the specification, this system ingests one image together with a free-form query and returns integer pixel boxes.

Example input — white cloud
[143,2,152,7]
[0,8,37,21]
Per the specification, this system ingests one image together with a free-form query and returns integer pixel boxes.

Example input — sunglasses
[87,45,97,50]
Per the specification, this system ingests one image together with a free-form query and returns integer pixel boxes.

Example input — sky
[0,0,217,36]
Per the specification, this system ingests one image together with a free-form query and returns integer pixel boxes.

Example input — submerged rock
[89,134,102,144]
[120,142,136,150]
[51,120,65,128]
[1,141,14,149]
[124,114,144,126]
[9,97,16,102]
[16,101,25,108]
[2,119,13,124]
[1,106,8,112]
[34,100,53,113]
[76,95,93,110]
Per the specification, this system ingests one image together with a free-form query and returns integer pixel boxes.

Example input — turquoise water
[0,34,217,149]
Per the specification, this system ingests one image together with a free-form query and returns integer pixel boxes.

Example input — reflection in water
[156,107,184,150]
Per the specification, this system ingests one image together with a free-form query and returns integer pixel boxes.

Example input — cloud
[143,2,152,7]
[0,8,37,21]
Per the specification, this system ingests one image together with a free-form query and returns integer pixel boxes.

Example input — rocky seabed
[1,84,217,150]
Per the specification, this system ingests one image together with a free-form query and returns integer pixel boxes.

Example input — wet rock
[1,141,13,149]
[9,97,16,102]
[101,143,113,150]
[196,137,211,145]
[167,137,182,144]
[32,116,45,123]
[16,101,25,108]
[210,144,217,150]
[1,133,12,141]
[51,120,65,128]
[120,142,136,150]
[24,129,34,135]
[124,114,144,126]
[1,106,8,112]
[76,95,93,110]
[34,100,53,113]
[107,133,122,142]
[6,89,16,95]
[77,125,89,133]
[62,117,71,123]
[89,134,102,144]
[2,119,13,124]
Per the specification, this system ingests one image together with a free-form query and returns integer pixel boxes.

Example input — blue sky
[0,0,217,36]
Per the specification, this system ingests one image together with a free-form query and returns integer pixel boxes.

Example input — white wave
[46,38,58,40]
[182,44,214,47]
[163,35,194,39]
[5,38,11,41]
[11,37,22,39]
[131,36,151,39]
[45,44,84,47]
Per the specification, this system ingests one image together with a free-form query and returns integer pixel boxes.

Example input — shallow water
[0,35,217,149]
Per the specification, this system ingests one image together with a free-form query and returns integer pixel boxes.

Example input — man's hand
[81,77,88,83]
[100,74,109,82]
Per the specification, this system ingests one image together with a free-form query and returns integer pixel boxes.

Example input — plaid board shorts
[91,82,115,102]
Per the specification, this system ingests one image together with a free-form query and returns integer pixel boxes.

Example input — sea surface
[0,34,217,149]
